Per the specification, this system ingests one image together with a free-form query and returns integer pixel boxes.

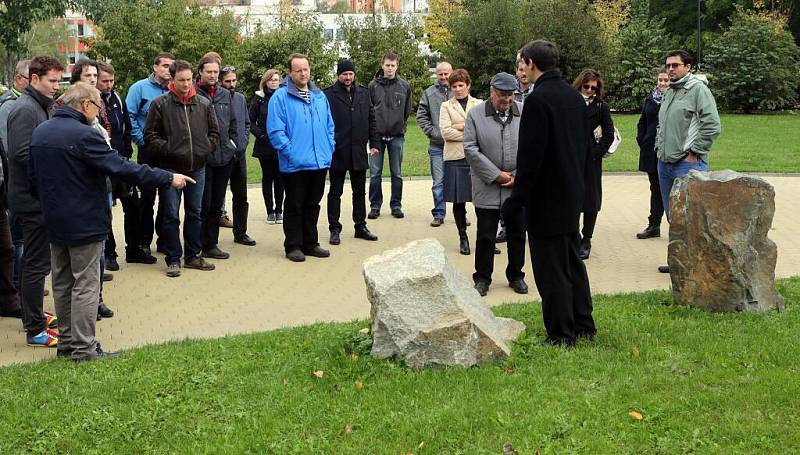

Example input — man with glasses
[654,50,720,274]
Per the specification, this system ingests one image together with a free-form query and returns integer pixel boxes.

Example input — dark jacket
[323,81,374,172]
[101,90,134,159]
[6,85,53,214]
[416,83,450,147]
[249,89,278,160]
[230,90,250,160]
[0,139,8,211]
[29,106,172,246]
[582,97,614,213]
[636,93,660,173]
[143,91,220,174]
[195,83,238,167]
[368,69,412,149]
[508,70,588,236]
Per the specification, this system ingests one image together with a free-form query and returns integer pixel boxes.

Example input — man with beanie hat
[324,60,378,245]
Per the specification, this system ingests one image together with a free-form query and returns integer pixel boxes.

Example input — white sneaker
[276,213,283,224]
[267,213,276,224]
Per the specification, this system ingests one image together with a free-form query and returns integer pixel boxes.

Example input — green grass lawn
[1,278,798,453]
[240,113,800,182]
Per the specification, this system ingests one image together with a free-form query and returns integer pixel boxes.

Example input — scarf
[651,87,665,105]
[583,94,595,106]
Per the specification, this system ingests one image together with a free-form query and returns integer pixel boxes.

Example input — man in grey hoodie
[654,49,721,273]
[416,62,451,226]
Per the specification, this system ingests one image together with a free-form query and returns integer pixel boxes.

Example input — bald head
[435,61,452,87]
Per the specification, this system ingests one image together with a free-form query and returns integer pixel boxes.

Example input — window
[324,28,334,42]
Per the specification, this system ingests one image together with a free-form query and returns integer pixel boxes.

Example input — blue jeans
[657,158,708,219]
[160,168,205,264]
[369,136,404,211]
[428,145,445,219]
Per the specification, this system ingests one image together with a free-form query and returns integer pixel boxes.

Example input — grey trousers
[51,241,102,359]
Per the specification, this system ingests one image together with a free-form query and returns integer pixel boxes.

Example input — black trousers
[18,211,51,336]
[139,185,164,249]
[202,162,234,251]
[229,157,249,238]
[105,188,141,258]
[0,210,20,312]
[528,232,595,345]
[258,157,284,215]
[282,169,327,253]
[474,207,525,284]
[327,169,367,233]
[646,171,664,226]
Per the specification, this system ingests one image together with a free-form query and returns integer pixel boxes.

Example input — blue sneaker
[26,330,58,347]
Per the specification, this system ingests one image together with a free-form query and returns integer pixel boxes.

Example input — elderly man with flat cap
[463,72,528,297]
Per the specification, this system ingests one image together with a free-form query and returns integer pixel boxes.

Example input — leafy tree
[424,0,464,54]
[706,9,800,111]
[605,13,672,111]
[87,0,239,92]
[337,13,430,104]
[0,0,68,80]
[233,12,339,100]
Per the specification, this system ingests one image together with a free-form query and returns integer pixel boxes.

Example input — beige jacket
[439,96,481,161]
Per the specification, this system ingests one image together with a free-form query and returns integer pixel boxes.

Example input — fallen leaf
[631,345,640,356]
[628,411,643,420]
[312,370,324,379]
[351,352,359,361]
[503,367,514,374]
[358,327,370,334]
[355,381,364,390]
[417,441,425,449]
[344,422,353,434]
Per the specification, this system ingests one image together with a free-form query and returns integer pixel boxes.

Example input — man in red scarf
[143,60,220,278]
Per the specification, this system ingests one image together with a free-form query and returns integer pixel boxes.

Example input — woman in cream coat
[439,69,481,255]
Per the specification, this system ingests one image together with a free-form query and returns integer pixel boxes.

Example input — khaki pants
[51,241,102,359]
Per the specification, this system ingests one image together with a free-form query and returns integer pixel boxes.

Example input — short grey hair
[15,59,30,78]
[61,82,101,110]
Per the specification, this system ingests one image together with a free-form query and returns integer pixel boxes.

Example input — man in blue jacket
[267,53,335,262]
[126,52,174,262]
[29,82,194,361]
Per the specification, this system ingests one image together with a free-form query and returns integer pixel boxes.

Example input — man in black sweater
[509,40,596,347]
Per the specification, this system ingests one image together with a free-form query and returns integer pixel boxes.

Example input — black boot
[636,224,661,239]
[579,238,591,260]
[459,231,471,255]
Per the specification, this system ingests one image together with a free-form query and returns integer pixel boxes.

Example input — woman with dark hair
[572,69,614,260]
[249,69,284,224]
[439,69,481,255]
[635,72,670,239]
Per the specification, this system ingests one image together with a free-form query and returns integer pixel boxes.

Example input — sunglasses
[582,84,597,91]
[221,65,236,73]
[665,62,686,69]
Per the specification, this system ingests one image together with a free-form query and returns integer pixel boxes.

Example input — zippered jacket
[126,74,169,148]
[267,76,335,173]
[143,91,220,173]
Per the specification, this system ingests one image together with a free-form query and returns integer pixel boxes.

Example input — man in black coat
[509,40,596,346]
[324,60,378,245]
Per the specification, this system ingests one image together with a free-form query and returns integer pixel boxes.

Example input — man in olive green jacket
[655,50,721,273]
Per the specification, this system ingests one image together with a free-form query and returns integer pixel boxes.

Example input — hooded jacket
[655,73,721,164]
[267,76,335,173]
[415,83,450,147]
[126,74,169,148]
[143,86,220,174]
[195,82,238,167]
[29,106,172,246]
[6,85,53,214]
[367,69,412,149]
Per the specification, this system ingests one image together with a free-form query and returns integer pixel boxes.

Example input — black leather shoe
[105,256,120,271]
[102,272,113,282]
[494,247,501,255]
[355,228,378,241]
[98,302,114,318]
[636,225,661,239]
[303,245,330,258]
[234,234,257,246]
[202,247,230,259]
[367,209,380,219]
[579,239,591,260]
[509,279,529,294]
[72,347,119,362]
[126,249,158,264]
[329,231,341,245]
[496,229,507,243]
[474,281,489,296]
[286,249,306,262]
[459,235,470,255]
[658,265,670,273]
[391,208,404,218]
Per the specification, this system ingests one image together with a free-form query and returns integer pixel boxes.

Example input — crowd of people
[0,40,720,360]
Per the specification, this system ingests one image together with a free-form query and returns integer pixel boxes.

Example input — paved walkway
[1,174,798,366]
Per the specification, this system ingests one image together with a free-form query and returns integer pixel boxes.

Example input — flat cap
[490,72,517,91]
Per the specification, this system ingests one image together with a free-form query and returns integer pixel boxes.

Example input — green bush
[705,10,800,112]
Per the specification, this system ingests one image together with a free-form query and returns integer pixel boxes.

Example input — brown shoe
[185,256,215,271]
[219,215,233,228]
[430,218,444,227]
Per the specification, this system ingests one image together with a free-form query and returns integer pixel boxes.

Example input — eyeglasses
[582,84,597,92]
[88,99,102,110]
[665,62,686,69]
[16,74,28,80]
